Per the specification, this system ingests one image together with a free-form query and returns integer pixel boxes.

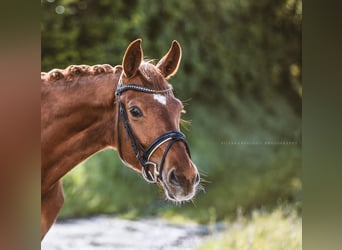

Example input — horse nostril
[168,170,180,187]
[194,173,200,185]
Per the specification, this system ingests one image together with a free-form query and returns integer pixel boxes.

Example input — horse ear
[122,39,143,78]
[157,40,182,79]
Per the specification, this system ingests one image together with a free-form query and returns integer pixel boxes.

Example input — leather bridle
[115,74,191,184]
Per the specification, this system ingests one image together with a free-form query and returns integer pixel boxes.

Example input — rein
[115,75,191,184]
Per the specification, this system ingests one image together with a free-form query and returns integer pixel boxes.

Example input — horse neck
[41,70,120,193]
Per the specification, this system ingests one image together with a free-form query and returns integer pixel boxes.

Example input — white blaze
[153,94,167,105]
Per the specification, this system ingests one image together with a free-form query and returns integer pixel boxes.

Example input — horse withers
[41,39,200,239]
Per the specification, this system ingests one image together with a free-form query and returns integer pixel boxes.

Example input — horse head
[115,39,200,202]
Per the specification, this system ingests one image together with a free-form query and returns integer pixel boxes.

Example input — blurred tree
[42,0,301,111]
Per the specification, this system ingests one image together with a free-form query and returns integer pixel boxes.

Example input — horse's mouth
[159,178,196,202]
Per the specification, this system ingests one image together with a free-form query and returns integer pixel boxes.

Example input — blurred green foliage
[42,0,301,222]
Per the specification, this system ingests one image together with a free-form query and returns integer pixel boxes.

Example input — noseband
[115,75,191,184]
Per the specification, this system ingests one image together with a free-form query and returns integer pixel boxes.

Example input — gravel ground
[41,216,220,250]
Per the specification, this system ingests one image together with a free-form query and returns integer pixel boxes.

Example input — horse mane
[41,64,118,85]
[41,61,169,91]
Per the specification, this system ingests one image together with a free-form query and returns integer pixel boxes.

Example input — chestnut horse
[41,39,200,239]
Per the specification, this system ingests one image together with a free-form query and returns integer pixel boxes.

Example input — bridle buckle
[141,161,159,183]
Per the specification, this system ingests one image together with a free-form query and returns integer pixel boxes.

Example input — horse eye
[129,106,143,118]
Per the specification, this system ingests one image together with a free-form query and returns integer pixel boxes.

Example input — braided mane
[41,64,119,84]
[41,61,169,91]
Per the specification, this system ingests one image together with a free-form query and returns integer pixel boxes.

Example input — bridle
[115,74,191,184]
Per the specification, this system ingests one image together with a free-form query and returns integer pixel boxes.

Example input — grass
[198,207,302,250]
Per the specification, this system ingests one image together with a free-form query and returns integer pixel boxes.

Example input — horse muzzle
[161,163,200,202]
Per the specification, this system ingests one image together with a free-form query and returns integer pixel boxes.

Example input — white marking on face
[153,94,167,105]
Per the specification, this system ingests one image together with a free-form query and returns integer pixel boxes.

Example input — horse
[41,39,200,239]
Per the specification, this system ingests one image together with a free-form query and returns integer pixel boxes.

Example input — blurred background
[42,0,301,248]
